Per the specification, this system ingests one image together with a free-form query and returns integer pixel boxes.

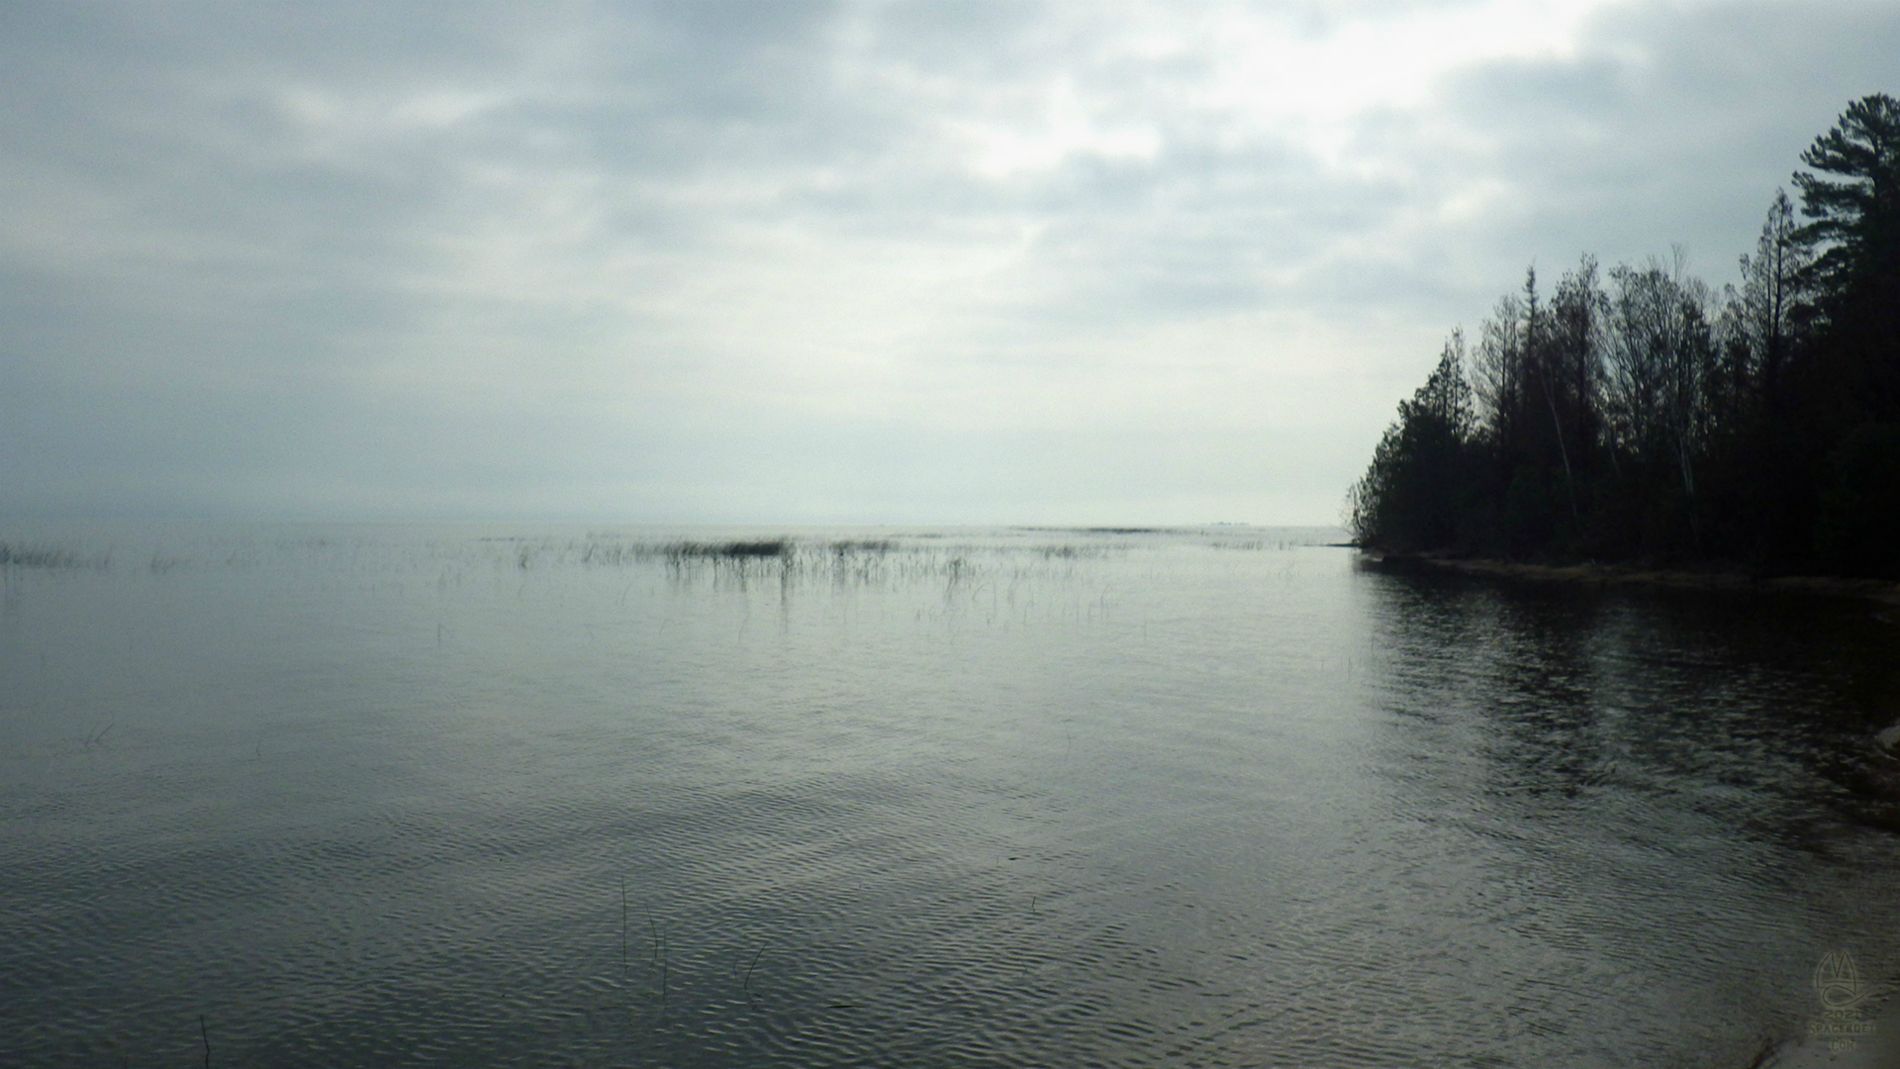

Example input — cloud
[1414,1,1900,273]
[2,0,1895,523]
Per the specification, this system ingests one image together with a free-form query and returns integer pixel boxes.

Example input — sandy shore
[1360,552,1900,606]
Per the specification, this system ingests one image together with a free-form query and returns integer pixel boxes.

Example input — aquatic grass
[657,921,668,1007]
[1034,544,1104,559]
[827,539,896,555]
[662,539,789,560]
[513,534,1132,608]
[572,540,645,567]
[1013,525,1168,534]
[743,945,766,997]
[0,540,103,570]
[542,533,1134,578]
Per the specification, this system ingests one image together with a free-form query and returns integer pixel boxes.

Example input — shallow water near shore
[4,523,1898,1067]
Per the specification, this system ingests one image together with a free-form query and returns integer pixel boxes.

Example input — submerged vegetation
[1349,94,1900,577]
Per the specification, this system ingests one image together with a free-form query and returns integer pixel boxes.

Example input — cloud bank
[4,0,1896,523]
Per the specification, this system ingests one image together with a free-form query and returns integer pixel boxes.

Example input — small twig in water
[620,877,629,976]
[744,946,766,995]
[1740,1035,1778,1069]
[199,1014,210,1069]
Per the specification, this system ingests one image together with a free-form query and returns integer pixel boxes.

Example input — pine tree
[1793,93,1900,298]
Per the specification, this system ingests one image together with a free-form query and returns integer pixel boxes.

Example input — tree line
[1348,93,1900,577]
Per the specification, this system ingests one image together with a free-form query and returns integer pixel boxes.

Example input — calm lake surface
[4,524,1898,1067]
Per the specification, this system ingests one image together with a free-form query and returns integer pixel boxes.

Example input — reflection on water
[1,525,1896,1067]
[1354,565,1900,1064]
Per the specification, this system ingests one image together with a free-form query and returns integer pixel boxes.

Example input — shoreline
[1358,551,1900,606]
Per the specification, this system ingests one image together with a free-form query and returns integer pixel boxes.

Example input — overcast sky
[3,1,1895,525]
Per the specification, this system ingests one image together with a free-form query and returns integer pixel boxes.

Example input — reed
[644,911,667,1006]
[663,539,789,560]
[0,541,98,569]
[743,945,766,996]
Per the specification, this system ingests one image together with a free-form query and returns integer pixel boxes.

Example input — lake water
[4,524,1898,1067]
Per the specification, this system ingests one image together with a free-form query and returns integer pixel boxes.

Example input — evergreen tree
[1794,93,1900,299]
[1348,337,1476,552]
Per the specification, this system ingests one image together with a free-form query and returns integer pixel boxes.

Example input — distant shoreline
[1358,550,1900,606]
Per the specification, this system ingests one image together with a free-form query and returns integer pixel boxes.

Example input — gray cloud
[3,0,1895,523]
[1423,1,1900,276]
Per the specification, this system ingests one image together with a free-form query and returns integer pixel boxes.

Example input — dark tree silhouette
[1724,190,1814,402]
[1349,94,1900,577]
[1794,93,1900,299]
[1348,336,1476,552]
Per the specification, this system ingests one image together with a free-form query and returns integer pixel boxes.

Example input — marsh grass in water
[664,539,788,559]
[512,535,1126,590]
[0,541,104,570]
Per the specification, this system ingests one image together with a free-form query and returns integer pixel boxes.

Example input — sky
[3,1,1896,526]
